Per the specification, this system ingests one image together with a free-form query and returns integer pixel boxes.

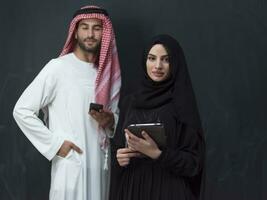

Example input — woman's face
[146,44,170,82]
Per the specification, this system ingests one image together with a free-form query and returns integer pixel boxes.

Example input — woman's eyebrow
[161,55,169,57]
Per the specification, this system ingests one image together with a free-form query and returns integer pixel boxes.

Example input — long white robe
[13,53,118,200]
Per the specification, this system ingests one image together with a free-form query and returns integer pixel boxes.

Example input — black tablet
[127,123,166,147]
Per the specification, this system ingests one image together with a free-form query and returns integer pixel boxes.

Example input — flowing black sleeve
[156,121,205,178]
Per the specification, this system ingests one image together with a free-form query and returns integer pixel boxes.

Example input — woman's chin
[151,76,167,82]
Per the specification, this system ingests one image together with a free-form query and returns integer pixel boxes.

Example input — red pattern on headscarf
[60,5,121,108]
[60,6,121,151]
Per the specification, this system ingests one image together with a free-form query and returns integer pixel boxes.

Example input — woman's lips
[152,71,164,77]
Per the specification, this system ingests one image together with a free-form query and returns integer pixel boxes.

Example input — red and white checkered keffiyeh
[60,6,121,152]
[60,5,121,108]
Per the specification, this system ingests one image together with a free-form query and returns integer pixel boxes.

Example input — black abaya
[109,34,205,200]
[109,96,204,200]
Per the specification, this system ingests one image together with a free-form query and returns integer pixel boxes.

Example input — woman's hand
[125,129,162,159]
[116,148,141,167]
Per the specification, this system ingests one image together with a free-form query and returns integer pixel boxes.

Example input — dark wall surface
[0,0,267,199]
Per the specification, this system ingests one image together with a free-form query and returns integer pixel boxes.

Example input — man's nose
[87,28,94,38]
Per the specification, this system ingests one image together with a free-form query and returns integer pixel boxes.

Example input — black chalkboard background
[0,0,266,199]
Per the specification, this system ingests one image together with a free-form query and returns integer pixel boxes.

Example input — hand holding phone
[89,103,114,128]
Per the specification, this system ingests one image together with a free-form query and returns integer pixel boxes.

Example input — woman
[110,34,205,200]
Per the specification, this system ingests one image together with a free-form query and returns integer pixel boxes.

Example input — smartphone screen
[89,103,103,112]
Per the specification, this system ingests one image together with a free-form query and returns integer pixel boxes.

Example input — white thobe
[13,53,118,200]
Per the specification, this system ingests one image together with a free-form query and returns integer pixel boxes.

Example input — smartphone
[89,103,103,112]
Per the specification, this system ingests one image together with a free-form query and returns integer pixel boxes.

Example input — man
[13,5,121,200]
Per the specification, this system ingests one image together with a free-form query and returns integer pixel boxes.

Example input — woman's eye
[163,57,169,63]
[148,56,155,61]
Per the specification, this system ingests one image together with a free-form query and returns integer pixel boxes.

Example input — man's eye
[94,27,103,31]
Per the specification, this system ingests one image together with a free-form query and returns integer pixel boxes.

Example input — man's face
[75,18,103,54]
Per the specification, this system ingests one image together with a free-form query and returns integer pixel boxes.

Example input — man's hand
[89,109,114,129]
[57,140,83,157]
[116,148,141,167]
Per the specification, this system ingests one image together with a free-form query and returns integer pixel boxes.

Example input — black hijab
[131,34,205,199]
[133,34,202,130]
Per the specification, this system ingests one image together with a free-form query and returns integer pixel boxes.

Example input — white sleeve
[104,107,119,138]
[13,60,64,161]
[105,98,120,138]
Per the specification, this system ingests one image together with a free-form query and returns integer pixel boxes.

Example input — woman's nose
[155,60,162,69]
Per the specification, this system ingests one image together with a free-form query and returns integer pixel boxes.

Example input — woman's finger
[125,129,141,141]
[141,131,154,143]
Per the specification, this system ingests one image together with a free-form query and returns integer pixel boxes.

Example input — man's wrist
[107,113,115,130]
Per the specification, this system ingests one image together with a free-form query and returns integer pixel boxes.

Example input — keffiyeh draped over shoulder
[60,6,121,154]
[60,5,121,109]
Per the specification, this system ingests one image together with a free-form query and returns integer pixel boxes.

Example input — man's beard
[77,37,101,53]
